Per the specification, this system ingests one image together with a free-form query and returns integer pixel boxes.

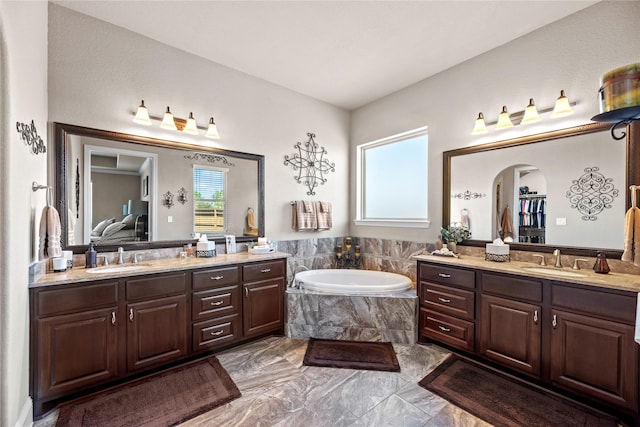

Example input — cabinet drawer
[192,266,239,290]
[551,284,636,324]
[37,281,119,317]
[192,285,240,321]
[243,260,285,282]
[480,272,542,303]
[420,264,475,289]
[422,283,475,320]
[192,314,240,352]
[420,308,475,352]
[125,272,187,301]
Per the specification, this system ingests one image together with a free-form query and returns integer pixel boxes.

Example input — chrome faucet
[289,265,309,288]
[117,247,124,264]
[532,254,546,266]
[552,249,562,268]
[133,253,142,264]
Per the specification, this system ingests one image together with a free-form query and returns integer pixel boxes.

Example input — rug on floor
[303,337,400,372]
[419,355,618,427]
[55,356,241,427]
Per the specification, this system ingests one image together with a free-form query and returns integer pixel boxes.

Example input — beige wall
[350,1,640,244]
[0,1,48,425]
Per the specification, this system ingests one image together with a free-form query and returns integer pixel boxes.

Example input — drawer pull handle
[438,325,451,333]
[129,308,134,322]
[245,287,248,297]
[552,314,557,328]
[210,300,224,306]
[210,330,224,336]
[261,268,271,273]
[211,275,224,280]
[533,310,538,324]
[111,311,116,325]
[438,273,451,278]
[437,297,451,303]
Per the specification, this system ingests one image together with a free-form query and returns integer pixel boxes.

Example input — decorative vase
[447,242,457,253]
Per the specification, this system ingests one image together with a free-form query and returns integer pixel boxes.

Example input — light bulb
[495,106,514,130]
[206,117,220,139]
[133,100,151,125]
[471,112,488,135]
[183,112,199,135]
[160,106,177,130]
[521,98,541,124]
[551,90,574,118]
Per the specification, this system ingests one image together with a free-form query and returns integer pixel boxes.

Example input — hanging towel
[635,293,640,345]
[67,208,76,245]
[244,208,258,236]
[622,207,638,263]
[38,206,62,260]
[501,206,514,238]
[292,200,317,231]
[315,201,332,231]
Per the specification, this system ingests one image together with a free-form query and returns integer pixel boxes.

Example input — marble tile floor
[34,336,494,427]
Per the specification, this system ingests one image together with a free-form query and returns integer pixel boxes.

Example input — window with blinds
[193,166,227,234]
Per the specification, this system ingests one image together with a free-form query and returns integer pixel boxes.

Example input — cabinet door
[243,278,284,338]
[126,295,187,372]
[37,307,118,399]
[550,309,638,411]
[479,294,541,377]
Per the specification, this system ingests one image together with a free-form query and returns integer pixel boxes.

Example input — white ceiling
[54,1,598,110]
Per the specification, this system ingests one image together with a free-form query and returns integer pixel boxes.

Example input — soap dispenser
[85,243,97,268]
[593,252,610,274]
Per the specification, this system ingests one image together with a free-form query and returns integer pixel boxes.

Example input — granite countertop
[31,251,290,288]
[414,253,640,294]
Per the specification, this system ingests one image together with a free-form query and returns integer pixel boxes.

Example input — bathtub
[293,269,412,295]
[286,269,417,344]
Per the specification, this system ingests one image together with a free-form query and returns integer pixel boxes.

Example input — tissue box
[196,241,216,258]
[486,243,509,262]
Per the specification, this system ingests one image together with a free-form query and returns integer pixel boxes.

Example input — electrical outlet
[556,217,566,226]
[168,216,173,223]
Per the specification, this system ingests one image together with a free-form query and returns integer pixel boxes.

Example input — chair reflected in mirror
[127,200,149,241]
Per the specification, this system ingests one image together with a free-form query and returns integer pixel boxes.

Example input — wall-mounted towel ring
[32,181,52,207]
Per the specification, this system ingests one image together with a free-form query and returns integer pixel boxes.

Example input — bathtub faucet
[289,265,310,288]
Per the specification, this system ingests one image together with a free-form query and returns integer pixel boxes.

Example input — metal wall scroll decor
[566,166,619,221]
[184,152,235,167]
[453,190,486,200]
[177,187,188,204]
[75,159,80,218]
[283,132,335,195]
[163,191,174,208]
[16,120,46,154]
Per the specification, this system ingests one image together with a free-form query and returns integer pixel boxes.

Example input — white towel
[635,293,640,345]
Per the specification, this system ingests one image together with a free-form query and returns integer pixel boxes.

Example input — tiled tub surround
[286,288,418,344]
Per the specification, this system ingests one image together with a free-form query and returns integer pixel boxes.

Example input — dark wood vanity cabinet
[30,256,287,418]
[550,283,638,412]
[479,273,543,378]
[417,260,640,417]
[191,266,241,353]
[32,280,119,403]
[243,260,286,338]
[418,263,476,352]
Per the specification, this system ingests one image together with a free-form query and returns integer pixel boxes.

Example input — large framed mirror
[443,122,640,257]
[54,123,265,253]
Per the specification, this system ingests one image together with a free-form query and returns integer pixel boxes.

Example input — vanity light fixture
[132,102,222,139]
[133,100,152,126]
[160,106,178,130]
[206,117,220,139]
[472,91,577,135]
[471,112,488,134]
[495,106,514,130]
[183,112,199,135]
[551,90,574,118]
[521,98,542,124]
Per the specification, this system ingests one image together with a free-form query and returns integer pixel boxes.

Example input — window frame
[193,165,229,235]
[354,126,430,228]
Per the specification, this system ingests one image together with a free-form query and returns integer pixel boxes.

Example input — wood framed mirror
[443,122,640,257]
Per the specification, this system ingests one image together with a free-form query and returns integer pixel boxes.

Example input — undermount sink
[521,267,586,278]
[86,264,149,274]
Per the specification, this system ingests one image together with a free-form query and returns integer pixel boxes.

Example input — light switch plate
[556,217,566,226]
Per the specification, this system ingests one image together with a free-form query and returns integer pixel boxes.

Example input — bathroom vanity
[416,254,640,420]
[29,253,287,418]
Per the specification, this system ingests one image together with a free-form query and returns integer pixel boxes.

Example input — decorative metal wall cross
[566,166,619,221]
[283,132,335,195]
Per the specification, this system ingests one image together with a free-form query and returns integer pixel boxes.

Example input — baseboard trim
[14,397,32,427]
